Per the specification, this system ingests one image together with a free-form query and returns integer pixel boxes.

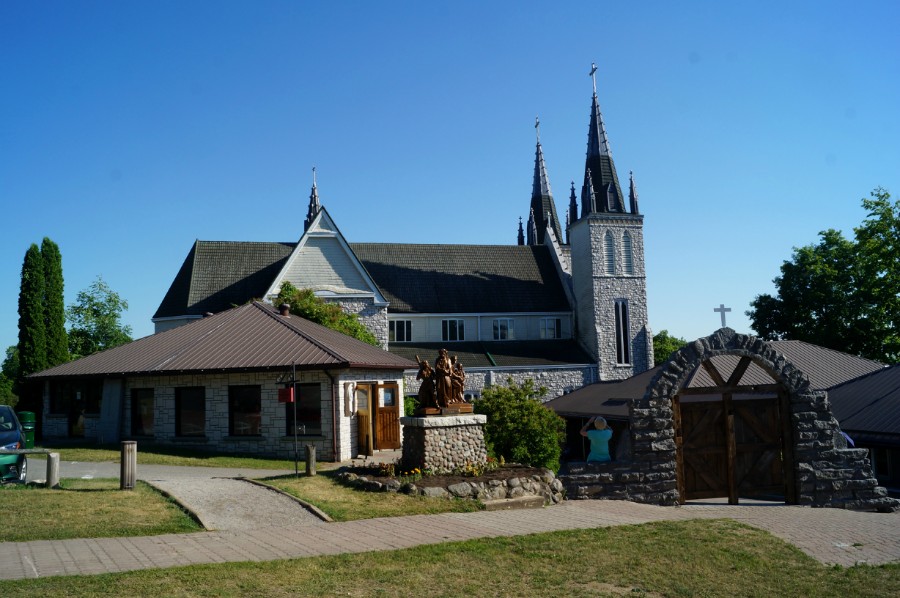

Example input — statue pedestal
[400,414,487,474]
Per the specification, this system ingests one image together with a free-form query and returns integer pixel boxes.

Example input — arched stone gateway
[562,329,898,511]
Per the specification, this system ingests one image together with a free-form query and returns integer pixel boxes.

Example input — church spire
[517,216,525,246]
[304,166,321,232]
[581,63,625,215]
[526,207,538,246]
[629,170,640,215]
[529,116,563,245]
[568,181,578,227]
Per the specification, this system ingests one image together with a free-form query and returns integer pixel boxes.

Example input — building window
[229,385,261,436]
[604,231,616,274]
[131,388,154,437]
[540,318,562,339]
[614,300,631,365]
[175,387,205,437]
[492,319,515,340]
[623,231,634,275]
[285,383,322,436]
[442,319,465,341]
[51,380,103,415]
[389,320,412,342]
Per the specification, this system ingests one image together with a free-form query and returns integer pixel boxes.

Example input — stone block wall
[400,414,487,473]
[332,297,389,349]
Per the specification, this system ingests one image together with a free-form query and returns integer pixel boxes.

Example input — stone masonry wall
[332,297,389,350]
[560,329,898,511]
[400,415,487,473]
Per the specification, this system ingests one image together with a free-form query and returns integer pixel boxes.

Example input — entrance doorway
[674,356,796,504]
[355,382,401,456]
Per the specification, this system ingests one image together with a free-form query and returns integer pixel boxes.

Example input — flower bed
[333,464,565,504]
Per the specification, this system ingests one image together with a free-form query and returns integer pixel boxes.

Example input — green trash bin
[17,411,35,449]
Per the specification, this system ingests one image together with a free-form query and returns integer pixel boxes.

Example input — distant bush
[474,378,565,472]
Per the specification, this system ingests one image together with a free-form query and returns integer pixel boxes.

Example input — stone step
[482,495,546,511]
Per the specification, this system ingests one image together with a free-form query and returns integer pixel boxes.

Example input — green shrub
[473,378,565,472]
[275,282,380,346]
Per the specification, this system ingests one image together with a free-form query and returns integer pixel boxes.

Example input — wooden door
[733,398,784,498]
[679,401,729,500]
[375,384,401,450]
[355,384,373,456]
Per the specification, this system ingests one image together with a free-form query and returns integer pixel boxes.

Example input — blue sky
[1,1,898,352]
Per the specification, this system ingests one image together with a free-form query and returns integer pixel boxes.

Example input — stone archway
[630,329,894,510]
[561,329,896,511]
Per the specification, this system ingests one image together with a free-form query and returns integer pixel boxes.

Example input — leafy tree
[41,238,68,366]
[275,282,380,346]
[17,243,47,378]
[67,276,133,358]
[0,347,19,407]
[473,378,566,471]
[748,188,898,362]
[652,330,688,366]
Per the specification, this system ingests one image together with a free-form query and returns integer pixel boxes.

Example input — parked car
[0,405,27,483]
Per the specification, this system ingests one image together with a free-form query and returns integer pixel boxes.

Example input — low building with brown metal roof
[30,302,415,461]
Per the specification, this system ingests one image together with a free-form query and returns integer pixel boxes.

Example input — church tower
[569,64,652,380]
[525,117,563,245]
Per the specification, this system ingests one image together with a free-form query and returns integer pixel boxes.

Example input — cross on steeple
[312,165,317,187]
[589,62,598,95]
[714,304,732,328]
[535,116,541,142]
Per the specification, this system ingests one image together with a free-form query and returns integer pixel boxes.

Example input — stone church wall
[331,297,389,349]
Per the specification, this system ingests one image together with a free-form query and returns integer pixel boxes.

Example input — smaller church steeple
[304,166,321,232]
[529,117,563,245]
[629,171,640,215]
[568,181,578,228]
[517,216,525,245]
[526,207,538,246]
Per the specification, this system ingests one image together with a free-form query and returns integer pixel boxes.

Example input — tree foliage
[41,238,69,367]
[0,347,19,407]
[748,188,899,362]
[67,276,133,358]
[473,378,566,472]
[652,329,688,367]
[17,243,47,378]
[275,282,380,346]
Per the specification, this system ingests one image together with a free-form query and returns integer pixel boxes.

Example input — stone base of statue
[400,414,487,473]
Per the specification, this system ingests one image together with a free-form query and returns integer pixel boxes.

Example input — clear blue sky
[2,1,898,352]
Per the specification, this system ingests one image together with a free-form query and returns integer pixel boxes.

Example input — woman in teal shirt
[580,416,613,463]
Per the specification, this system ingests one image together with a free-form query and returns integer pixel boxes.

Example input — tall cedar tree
[41,238,68,366]
[17,244,47,377]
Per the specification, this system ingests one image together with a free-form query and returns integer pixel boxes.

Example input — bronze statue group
[415,348,467,409]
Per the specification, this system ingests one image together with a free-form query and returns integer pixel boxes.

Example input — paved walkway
[4,458,897,581]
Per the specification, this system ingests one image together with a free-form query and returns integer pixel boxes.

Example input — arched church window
[623,231,634,275]
[604,231,616,274]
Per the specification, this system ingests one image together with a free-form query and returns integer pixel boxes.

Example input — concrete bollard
[120,441,137,490]
[46,452,60,489]
[306,444,316,476]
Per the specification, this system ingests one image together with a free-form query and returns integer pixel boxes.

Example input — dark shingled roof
[547,339,885,419]
[350,243,570,314]
[32,302,414,379]
[829,365,900,443]
[389,340,594,369]
[154,241,295,319]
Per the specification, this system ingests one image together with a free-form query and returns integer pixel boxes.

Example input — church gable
[265,208,386,303]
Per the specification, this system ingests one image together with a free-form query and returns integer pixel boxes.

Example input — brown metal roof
[388,341,594,369]
[828,365,900,441]
[31,302,415,379]
[545,366,661,419]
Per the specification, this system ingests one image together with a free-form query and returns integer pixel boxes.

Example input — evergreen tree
[41,237,69,366]
[17,243,47,378]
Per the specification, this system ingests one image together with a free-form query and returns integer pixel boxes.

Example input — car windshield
[0,406,16,431]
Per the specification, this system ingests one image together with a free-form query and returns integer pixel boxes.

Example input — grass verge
[0,478,202,542]
[261,471,482,520]
[36,442,303,470]
[1,519,897,596]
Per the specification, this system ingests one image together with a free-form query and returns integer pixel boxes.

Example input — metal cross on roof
[312,165,317,187]
[535,116,541,142]
[589,62,598,95]
[714,304,732,328]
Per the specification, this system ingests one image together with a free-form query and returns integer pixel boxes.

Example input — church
[152,71,654,401]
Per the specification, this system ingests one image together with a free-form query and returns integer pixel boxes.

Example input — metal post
[120,441,137,490]
[46,452,60,489]
[293,361,299,478]
[306,444,316,476]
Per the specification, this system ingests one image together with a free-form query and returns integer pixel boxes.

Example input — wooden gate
[675,356,795,504]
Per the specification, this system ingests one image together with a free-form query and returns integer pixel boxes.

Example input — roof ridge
[253,302,349,364]
[775,339,885,368]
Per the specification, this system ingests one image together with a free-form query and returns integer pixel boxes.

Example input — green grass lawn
[1,519,897,597]
[37,442,305,470]
[0,478,201,542]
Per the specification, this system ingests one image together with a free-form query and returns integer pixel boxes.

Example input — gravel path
[148,477,325,531]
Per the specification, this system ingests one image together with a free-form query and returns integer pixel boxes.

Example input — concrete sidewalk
[2,498,897,581]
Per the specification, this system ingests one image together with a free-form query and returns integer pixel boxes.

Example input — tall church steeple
[529,117,563,245]
[304,167,321,232]
[581,64,626,216]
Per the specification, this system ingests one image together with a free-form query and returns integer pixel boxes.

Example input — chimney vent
[279,303,291,317]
